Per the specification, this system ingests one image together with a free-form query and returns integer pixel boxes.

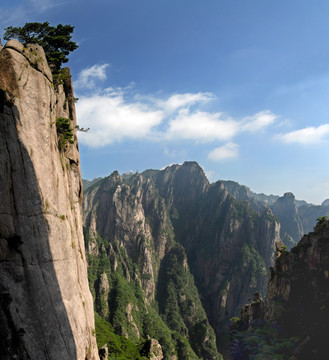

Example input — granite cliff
[83,162,281,358]
[0,40,98,359]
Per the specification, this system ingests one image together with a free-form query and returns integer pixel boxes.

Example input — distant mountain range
[84,168,329,251]
[220,181,329,249]
[82,162,329,358]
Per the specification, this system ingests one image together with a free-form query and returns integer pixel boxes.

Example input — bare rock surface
[148,339,164,360]
[0,41,99,359]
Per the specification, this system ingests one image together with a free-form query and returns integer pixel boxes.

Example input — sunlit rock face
[0,40,99,359]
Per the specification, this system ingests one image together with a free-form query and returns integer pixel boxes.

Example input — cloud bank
[75,64,280,155]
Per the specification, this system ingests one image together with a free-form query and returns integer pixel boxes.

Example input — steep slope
[270,192,304,249]
[84,170,220,359]
[152,163,280,338]
[0,40,98,359]
[231,219,329,359]
[83,162,280,357]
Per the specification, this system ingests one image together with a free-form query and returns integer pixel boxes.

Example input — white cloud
[160,92,214,113]
[75,65,278,149]
[241,111,278,132]
[76,90,164,147]
[166,110,239,141]
[208,143,239,161]
[276,124,329,144]
[75,64,109,89]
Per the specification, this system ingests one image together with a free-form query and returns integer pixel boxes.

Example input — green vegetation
[86,234,176,358]
[156,244,220,359]
[52,67,72,87]
[230,322,298,360]
[4,22,78,73]
[95,314,146,360]
[85,227,221,359]
[240,244,267,288]
[56,117,74,151]
[316,216,328,226]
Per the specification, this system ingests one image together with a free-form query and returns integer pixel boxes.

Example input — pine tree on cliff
[3,22,78,73]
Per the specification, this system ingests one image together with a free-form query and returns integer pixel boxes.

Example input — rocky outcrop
[0,40,98,359]
[147,339,164,360]
[270,192,304,249]
[232,219,329,359]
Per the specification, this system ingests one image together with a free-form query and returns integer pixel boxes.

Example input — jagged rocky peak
[83,161,282,358]
[160,161,209,188]
[271,192,297,211]
[0,41,98,359]
[270,191,304,249]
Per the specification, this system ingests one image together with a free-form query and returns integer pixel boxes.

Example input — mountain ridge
[83,161,281,358]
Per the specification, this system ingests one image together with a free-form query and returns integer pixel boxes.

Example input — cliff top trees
[3,22,78,73]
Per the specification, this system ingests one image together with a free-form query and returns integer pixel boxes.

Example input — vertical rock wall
[0,40,99,359]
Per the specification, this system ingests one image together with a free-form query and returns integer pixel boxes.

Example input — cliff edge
[0,40,99,359]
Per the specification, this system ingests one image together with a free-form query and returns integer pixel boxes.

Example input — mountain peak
[283,192,295,200]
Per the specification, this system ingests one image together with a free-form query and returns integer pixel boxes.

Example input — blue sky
[1,0,329,204]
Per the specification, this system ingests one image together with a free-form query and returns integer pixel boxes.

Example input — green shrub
[53,68,72,88]
[56,117,74,151]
